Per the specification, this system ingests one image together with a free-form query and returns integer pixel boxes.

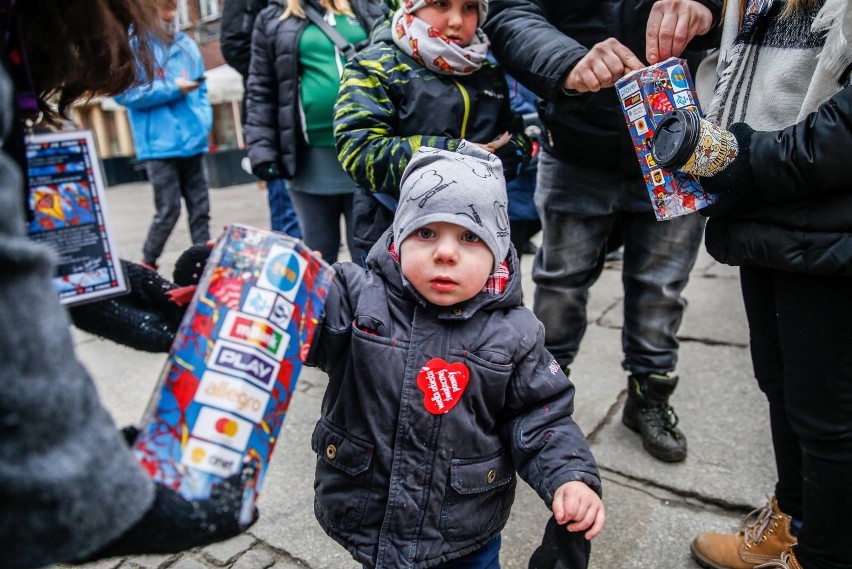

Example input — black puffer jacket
[484,0,722,171]
[243,0,383,178]
[703,86,852,275]
[306,232,601,569]
[220,0,269,78]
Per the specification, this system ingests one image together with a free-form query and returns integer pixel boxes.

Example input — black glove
[494,139,529,182]
[69,243,214,353]
[699,122,761,218]
[75,464,259,562]
[172,243,213,286]
[68,260,185,352]
[252,160,281,182]
[528,516,591,569]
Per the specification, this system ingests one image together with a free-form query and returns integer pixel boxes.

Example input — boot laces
[742,498,775,546]
[642,403,680,433]
[754,551,794,569]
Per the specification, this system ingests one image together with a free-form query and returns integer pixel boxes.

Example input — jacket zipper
[452,80,471,139]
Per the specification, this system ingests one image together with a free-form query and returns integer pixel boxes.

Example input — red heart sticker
[416,358,469,414]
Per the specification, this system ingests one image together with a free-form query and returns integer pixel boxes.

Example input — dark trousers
[288,190,353,264]
[740,266,852,569]
[142,155,210,264]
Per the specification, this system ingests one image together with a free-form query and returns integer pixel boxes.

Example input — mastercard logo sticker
[191,406,253,452]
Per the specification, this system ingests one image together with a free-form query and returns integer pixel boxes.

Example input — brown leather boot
[754,547,804,569]
[691,496,798,569]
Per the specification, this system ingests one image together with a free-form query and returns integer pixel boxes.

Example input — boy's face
[415,0,479,48]
[399,222,494,306]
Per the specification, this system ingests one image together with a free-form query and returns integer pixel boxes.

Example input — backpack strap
[303,2,362,61]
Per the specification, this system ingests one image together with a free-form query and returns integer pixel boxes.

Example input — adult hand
[563,38,644,93]
[646,0,714,64]
[175,77,201,94]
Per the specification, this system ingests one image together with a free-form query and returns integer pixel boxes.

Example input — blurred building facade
[73,0,253,187]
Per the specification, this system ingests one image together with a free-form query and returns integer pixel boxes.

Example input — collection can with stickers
[615,57,717,220]
[131,224,335,524]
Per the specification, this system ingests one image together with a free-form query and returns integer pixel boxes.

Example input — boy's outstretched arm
[551,481,606,540]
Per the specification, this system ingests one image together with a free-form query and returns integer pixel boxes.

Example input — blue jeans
[142,155,210,265]
[532,155,705,376]
[363,536,501,569]
[266,178,302,238]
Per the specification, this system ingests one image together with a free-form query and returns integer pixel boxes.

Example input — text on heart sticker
[416,358,470,414]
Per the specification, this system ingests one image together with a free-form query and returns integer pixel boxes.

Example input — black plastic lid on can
[651,109,701,170]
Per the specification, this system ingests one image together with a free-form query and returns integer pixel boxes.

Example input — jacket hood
[366,228,523,316]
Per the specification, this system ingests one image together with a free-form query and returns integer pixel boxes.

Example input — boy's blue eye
[461,231,480,243]
[417,227,435,239]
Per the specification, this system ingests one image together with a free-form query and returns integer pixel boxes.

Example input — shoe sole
[690,540,743,569]
[622,415,688,463]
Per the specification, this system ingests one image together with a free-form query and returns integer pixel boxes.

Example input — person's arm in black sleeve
[244,7,283,178]
[701,85,852,216]
[484,0,588,103]
[220,0,268,78]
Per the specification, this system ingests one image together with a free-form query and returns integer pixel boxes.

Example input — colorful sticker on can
[132,224,335,525]
[615,57,717,220]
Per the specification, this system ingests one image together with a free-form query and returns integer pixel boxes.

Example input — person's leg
[288,190,342,263]
[619,211,704,462]
[266,177,302,238]
[740,266,802,520]
[773,271,852,569]
[691,266,800,569]
[531,155,614,370]
[435,535,502,569]
[619,211,704,375]
[142,159,183,266]
[177,154,211,245]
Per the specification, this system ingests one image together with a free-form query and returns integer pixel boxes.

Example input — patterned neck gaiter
[390,6,489,76]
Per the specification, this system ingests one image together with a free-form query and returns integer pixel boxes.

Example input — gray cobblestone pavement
[53,181,772,569]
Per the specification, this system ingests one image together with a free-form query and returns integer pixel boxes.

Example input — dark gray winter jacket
[306,231,601,569]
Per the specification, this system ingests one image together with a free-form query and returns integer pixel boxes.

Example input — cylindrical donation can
[132,224,335,524]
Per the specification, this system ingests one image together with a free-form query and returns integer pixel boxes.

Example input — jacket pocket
[439,451,516,541]
[311,419,374,531]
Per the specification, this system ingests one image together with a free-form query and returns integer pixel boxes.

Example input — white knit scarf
[390,2,489,76]
[708,0,852,129]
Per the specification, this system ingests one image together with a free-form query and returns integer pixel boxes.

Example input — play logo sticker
[192,407,253,452]
[181,438,242,478]
[257,244,306,301]
[196,370,270,422]
[222,311,289,360]
[208,340,280,390]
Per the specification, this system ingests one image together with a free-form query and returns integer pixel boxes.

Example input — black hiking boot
[622,373,687,462]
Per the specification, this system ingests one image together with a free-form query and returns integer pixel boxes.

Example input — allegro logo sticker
[208,340,280,390]
[221,311,289,360]
[195,370,270,422]
[181,438,243,478]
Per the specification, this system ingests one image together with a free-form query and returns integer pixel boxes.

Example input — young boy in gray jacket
[305,142,604,568]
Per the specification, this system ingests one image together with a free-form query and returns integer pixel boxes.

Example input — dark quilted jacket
[243,0,383,178]
[704,86,852,275]
[306,232,601,569]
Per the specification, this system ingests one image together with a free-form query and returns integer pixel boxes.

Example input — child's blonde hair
[282,0,355,20]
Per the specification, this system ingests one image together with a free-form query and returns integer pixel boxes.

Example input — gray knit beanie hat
[394,141,510,272]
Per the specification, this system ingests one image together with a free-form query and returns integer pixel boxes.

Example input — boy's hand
[551,481,605,540]
[475,131,511,154]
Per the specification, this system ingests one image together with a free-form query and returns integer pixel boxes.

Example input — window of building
[199,0,221,20]
[176,0,190,28]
